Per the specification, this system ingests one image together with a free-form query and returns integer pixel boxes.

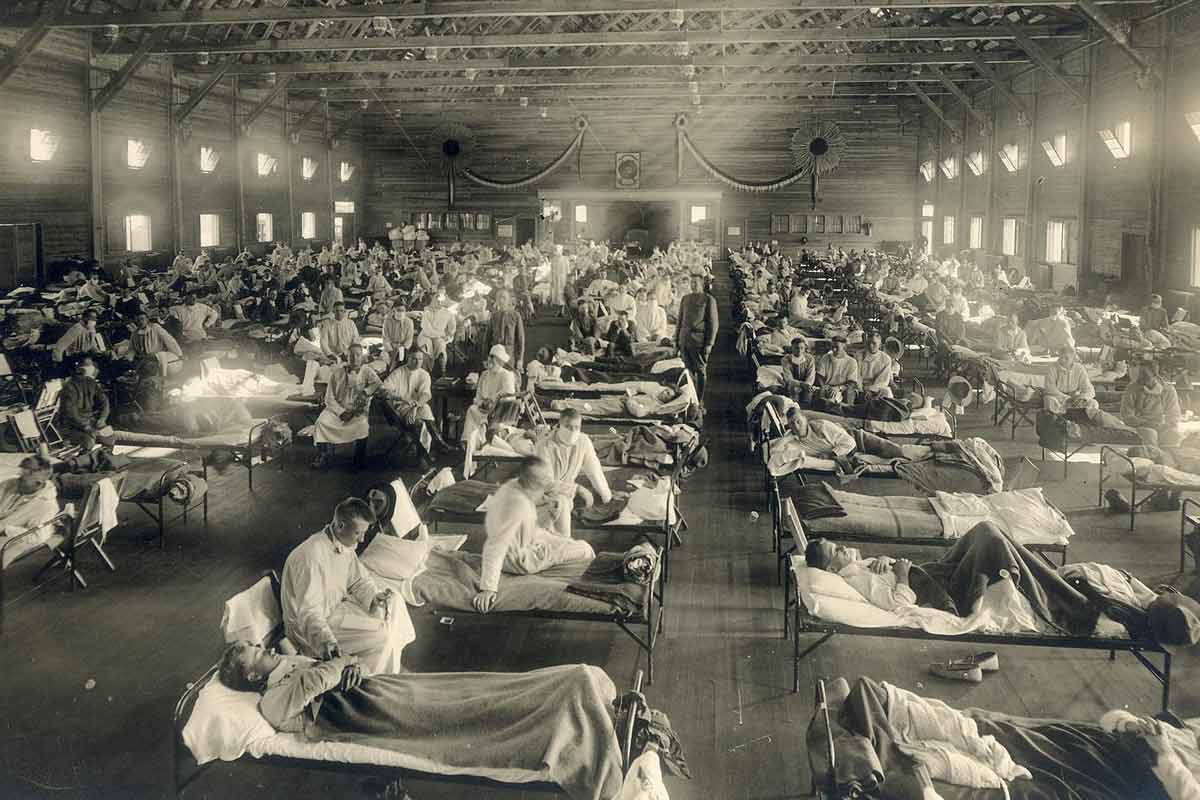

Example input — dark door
[515,217,536,246]
[1121,233,1146,285]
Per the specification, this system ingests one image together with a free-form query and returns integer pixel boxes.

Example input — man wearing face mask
[55,357,114,451]
[319,301,361,361]
[534,408,615,536]
[1140,293,1171,336]
[380,300,414,357]
[1043,346,1095,414]
[127,312,183,376]
[1121,361,1182,447]
[52,309,107,365]
[312,343,380,469]
[858,332,895,400]
[0,455,59,545]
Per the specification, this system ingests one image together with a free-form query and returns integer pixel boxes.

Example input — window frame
[255,212,274,243]
[126,138,151,171]
[29,128,59,163]
[199,145,220,173]
[1191,226,1200,289]
[333,201,356,214]
[301,211,317,240]
[256,152,278,177]
[966,150,986,177]
[920,220,934,254]
[998,143,1020,173]
[921,202,935,219]
[199,213,220,248]
[124,213,152,252]
[689,204,707,224]
[1002,217,1020,256]
[338,161,355,182]
[943,215,956,245]
[968,215,984,250]
[301,156,318,181]
[1041,132,1067,167]
[1045,219,1067,264]
[574,204,588,224]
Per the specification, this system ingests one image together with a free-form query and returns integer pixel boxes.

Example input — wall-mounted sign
[496,223,514,238]
[727,226,742,236]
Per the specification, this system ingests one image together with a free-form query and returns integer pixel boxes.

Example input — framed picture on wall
[770,215,789,234]
[476,213,492,231]
[812,215,825,234]
[790,214,807,234]
[445,212,459,230]
[831,215,843,234]
[460,212,474,230]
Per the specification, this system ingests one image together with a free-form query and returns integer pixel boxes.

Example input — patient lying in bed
[805,521,1155,637]
[217,643,631,800]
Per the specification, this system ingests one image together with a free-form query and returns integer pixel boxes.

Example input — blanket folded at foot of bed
[565,543,660,616]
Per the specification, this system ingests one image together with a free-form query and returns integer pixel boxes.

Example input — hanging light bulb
[681,64,696,79]
[197,51,210,65]
[494,84,506,97]
[674,41,689,57]
[519,96,529,108]
[688,81,699,94]
[264,72,277,86]
[319,87,328,98]
[691,94,701,106]
[360,99,370,110]
[540,106,548,118]
[668,7,685,27]
[103,24,119,40]
[426,46,438,61]
[464,68,478,81]
[372,16,389,34]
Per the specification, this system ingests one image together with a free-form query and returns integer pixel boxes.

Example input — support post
[284,92,295,250]
[1076,46,1095,281]
[1007,26,1087,105]
[87,39,104,261]
[325,101,336,246]
[168,56,182,255]
[233,76,245,252]
[1146,21,1170,291]
[1023,72,1040,280]
[929,65,989,127]
[1075,0,1160,83]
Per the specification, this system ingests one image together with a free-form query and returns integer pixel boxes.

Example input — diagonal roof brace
[1074,0,1160,84]
[176,58,232,123]
[928,65,990,129]
[1005,25,1087,104]
[0,0,71,88]
[908,81,962,138]
[968,53,1031,124]
[241,76,291,132]
[92,28,168,112]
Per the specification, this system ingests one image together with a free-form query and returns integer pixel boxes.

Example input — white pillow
[220,576,280,645]
[792,560,900,628]
[360,534,431,584]
[181,676,276,765]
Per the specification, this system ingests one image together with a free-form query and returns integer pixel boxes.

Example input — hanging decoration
[432,122,477,209]
[460,116,588,190]
[675,114,847,208]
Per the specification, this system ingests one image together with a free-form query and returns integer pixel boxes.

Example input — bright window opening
[1045,220,1067,264]
[256,213,273,243]
[1002,217,1020,256]
[301,212,317,240]
[1191,226,1200,288]
[998,143,1020,173]
[541,201,562,222]
[939,155,959,180]
[943,215,956,245]
[334,201,355,214]
[919,160,935,182]
[302,156,318,181]
[127,138,151,170]
[966,150,986,177]
[921,203,935,219]
[257,153,278,177]
[339,161,355,182]
[969,215,984,249]
[920,220,934,254]
[1099,120,1132,160]
[689,205,707,224]
[199,145,220,173]
[1186,111,1200,144]
[30,128,59,162]
[1041,132,1067,167]
[575,204,588,224]
[199,214,220,248]
[124,214,152,252]
[334,216,345,248]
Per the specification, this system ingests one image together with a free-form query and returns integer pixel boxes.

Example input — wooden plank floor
[3,263,1199,799]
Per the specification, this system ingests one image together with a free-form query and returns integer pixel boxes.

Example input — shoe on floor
[1104,488,1130,513]
[953,651,999,672]
[928,662,983,683]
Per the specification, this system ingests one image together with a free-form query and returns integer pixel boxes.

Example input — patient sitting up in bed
[0,455,59,559]
[474,456,596,613]
[535,408,616,536]
[218,643,632,800]
[805,521,1158,637]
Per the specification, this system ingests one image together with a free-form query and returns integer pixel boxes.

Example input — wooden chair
[993,380,1041,439]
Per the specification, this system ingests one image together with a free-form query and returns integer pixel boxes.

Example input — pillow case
[181,676,276,765]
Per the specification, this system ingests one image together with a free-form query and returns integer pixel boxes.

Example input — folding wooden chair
[33,478,119,591]
[993,380,1041,439]
[31,379,73,457]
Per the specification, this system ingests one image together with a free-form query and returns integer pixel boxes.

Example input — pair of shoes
[928,651,1000,683]
[1105,488,1130,513]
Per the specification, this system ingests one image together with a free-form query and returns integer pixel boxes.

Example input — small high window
[127,139,151,170]
[339,161,355,182]
[199,145,220,173]
[257,153,278,177]
[256,213,273,243]
[301,211,316,240]
[124,214,152,251]
[30,128,59,162]
[302,156,318,181]
[199,214,220,248]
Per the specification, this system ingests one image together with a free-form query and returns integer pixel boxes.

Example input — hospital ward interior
[5,2,1200,799]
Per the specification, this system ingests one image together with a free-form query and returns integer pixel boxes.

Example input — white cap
[489,344,510,363]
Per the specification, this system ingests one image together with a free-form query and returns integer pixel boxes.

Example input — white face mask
[557,427,580,446]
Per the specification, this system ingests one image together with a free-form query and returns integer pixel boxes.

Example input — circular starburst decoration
[431,122,477,172]
[789,120,847,177]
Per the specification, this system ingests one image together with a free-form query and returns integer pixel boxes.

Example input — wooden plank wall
[364,110,917,252]
[916,13,1200,296]
[0,32,365,275]
[0,29,91,262]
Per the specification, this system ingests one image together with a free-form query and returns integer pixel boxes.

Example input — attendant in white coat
[312,343,380,468]
[634,289,669,343]
[472,456,596,613]
[534,408,614,536]
[461,344,517,444]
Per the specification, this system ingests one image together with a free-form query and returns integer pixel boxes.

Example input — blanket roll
[622,541,659,586]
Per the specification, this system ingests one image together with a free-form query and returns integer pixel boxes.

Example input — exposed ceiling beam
[928,64,990,126]
[0,0,1157,28]
[341,88,912,103]
[1005,24,1088,103]
[0,0,68,88]
[241,75,290,131]
[176,57,232,122]
[968,52,1030,120]
[92,28,168,112]
[109,25,1086,56]
[908,81,961,135]
[287,70,983,91]
[1074,0,1161,82]
[288,98,324,136]
[328,114,358,145]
